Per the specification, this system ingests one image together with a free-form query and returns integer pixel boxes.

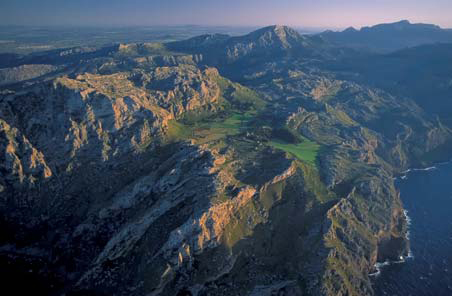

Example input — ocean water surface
[373,162,452,295]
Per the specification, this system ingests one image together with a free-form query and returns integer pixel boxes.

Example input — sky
[1,0,452,29]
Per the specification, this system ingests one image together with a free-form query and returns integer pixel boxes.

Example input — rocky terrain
[1,24,452,296]
[0,64,59,86]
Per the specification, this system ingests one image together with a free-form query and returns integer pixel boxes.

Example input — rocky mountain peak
[167,25,314,64]
[244,25,304,48]
[394,19,411,25]
[343,26,358,33]
[273,24,297,35]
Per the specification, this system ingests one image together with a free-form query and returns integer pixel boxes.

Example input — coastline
[370,159,452,278]
[369,209,413,277]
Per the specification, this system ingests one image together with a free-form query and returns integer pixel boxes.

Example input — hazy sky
[1,0,452,29]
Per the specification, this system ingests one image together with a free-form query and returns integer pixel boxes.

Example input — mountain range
[1,21,452,296]
[320,20,452,52]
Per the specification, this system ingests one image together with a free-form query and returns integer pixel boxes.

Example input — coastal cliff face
[1,25,452,296]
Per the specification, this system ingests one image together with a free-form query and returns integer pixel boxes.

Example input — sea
[372,161,452,296]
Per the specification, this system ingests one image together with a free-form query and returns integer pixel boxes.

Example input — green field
[268,138,320,165]
[166,112,256,144]
[168,109,321,166]
[206,112,254,129]
[193,112,255,144]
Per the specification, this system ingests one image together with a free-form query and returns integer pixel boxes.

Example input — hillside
[327,43,452,124]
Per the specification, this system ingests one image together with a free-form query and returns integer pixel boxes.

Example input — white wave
[398,164,443,180]
[406,166,437,173]
[437,160,452,166]
[400,158,452,179]
[369,265,382,277]
[403,210,413,258]
[378,260,391,267]
[420,166,437,171]
[369,269,381,276]
[369,260,391,277]
[403,210,412,226]
[369,269,381,277]
[394,256,406,264]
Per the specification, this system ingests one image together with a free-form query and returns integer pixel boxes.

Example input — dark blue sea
[372,162,452,296]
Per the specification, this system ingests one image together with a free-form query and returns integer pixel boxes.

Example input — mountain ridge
[319,19,452,52]
[167,24,323,63]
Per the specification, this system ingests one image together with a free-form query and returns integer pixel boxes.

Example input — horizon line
[0,19,449,31]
